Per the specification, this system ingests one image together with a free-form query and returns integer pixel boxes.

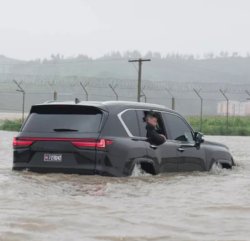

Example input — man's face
[147,116,158,127]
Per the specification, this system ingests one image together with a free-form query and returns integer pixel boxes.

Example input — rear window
[22,105,103,133]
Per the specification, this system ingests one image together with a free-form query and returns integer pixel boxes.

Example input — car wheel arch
[209,158,233,170]
[130,158,157,175]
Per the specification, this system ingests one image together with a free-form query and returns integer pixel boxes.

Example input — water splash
[210,162,223,175]
[130,163,152,177]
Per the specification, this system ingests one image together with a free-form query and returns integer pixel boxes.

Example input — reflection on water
[1,131,250,241]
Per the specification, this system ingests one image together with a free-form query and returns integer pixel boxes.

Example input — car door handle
[132,137,148,142]
[177,147,185,152]
[150,145,157,150]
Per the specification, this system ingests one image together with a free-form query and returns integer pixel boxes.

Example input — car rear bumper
[12,163,95,175]
[13,148,129,177]
[12,162,128,177]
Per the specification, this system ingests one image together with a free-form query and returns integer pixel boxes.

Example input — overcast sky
[0,0,250,60]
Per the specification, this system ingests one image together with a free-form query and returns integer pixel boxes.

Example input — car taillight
[13,137,33,148]
[71,139,113,149]
[12,137,112,149]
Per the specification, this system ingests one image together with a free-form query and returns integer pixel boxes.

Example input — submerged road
[0,131,250,241]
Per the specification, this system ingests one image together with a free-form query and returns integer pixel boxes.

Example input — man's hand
[159,134,167,141]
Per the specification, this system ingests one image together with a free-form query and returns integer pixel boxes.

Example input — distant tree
[42,58,48,64]
[164,53,183,60]
[181,54,195,60]
[99,51,122,60]
[173,53,183,60]
[144,51,153,59]
[30,58,41,63]
[123,50,141,59]
[232,52,239,58]
[203,52,214,59]
[50,54,62,62]
[76,54,91,60]
[110,51,122,58]
[187,54,195,60]
[195,54,200,59]
[219,51,229,58]
[152,52,162,59]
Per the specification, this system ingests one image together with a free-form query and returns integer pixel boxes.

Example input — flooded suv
[13,101,235,176]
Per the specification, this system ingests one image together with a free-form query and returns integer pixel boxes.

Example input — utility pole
[128,58,151,102]
[219,89,229,133]
[13,80,25,123]
[193,88,203,132]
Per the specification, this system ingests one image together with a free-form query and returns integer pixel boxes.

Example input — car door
[163,112,206,171]
[117,109,148,175]
[136,110,179,173]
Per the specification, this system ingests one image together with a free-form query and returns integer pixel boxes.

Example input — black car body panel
[13,101,235,176]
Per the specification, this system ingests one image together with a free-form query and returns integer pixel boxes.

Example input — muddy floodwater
[0,131,250,241]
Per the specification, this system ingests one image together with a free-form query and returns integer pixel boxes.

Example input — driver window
[163,113,193,143]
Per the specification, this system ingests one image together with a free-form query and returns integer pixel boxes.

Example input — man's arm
[150,130,166,145]
[146,124,166,145]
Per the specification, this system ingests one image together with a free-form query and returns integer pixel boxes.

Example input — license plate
[44,153,62,162]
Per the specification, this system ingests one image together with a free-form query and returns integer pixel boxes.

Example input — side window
[136,110,167,138]
[121,110,140,136]
[163,113,193,142]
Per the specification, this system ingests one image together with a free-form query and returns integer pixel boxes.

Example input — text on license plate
[44,153,62,162]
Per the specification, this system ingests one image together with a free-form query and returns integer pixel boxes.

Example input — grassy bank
[0,119,22,132]
[188,116,250,136]
[1,116,250,136]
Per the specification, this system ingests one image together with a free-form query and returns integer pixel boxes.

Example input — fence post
[193,88,203,132]
[166,88,175,110]
[219,89,229,133]
[53,91,57,101]
[13,80,25,123]
[80,81,89,101]
[108,84,118,100]
[245,90,250,100]
[48,80,57,101]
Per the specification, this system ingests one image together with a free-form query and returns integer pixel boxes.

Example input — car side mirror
[194,132,204,146]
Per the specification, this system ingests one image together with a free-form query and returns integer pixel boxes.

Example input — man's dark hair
[146,111,158,119]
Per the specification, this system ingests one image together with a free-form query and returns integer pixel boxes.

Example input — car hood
[203,140,229,150]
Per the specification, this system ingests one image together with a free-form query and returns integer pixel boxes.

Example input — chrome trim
[117,109,134,137]
[118,108,195,146]
[118,108,163,137]
[117,108,187,139]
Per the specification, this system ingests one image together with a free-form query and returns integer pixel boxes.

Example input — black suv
[13,101,235,176]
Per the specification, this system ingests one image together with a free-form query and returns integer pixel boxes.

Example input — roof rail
[44,100,56,104]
